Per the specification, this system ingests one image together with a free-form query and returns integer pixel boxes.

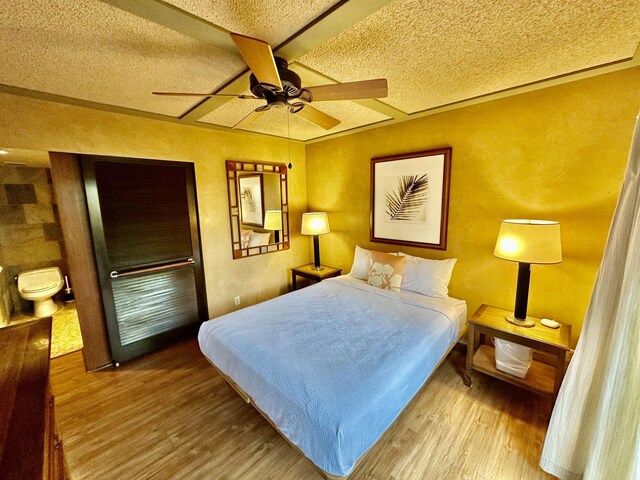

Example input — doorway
[82,155,207,363]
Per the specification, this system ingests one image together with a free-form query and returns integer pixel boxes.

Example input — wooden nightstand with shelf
[291,264,342,291]
[463,304,571,400]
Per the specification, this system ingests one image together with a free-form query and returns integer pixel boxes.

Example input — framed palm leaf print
[238,174,264,227]
[370,148,452,250]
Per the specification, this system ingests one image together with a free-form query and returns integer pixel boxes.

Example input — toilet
[17,267,64,318]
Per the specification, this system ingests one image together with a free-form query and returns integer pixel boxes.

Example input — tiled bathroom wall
[0,165,67,324]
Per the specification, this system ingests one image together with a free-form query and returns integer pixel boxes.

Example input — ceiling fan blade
[233,106,269,129]
[230,32,283,90]
[293,105,340,130]
[304,79,388,102]
[152,91,257,98]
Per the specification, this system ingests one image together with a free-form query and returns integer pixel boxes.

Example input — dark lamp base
[505,314,535,328]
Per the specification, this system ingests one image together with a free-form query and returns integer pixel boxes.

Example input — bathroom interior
[0,148,83,358]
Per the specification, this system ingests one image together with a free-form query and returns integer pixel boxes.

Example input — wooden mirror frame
[226,160,290,259]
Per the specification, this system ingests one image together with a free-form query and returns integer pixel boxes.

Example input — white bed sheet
[336,274,467,332]
[199,276,467,476]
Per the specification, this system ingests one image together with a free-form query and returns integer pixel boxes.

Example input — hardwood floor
[50,339,555,480]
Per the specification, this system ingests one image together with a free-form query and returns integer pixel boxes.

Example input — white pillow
[349,245,372,280]
[396,252,457,298]
[248,231,271,247]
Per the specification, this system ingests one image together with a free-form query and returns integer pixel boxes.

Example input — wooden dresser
[0,317,65,479]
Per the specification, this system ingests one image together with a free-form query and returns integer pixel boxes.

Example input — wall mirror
[226,160,289,259]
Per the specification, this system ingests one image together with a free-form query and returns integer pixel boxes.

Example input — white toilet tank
[18,267,64,293]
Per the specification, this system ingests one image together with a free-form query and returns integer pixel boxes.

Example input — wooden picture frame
[238,174,265,227]
[226,160,290,259]
[370,148,452,250]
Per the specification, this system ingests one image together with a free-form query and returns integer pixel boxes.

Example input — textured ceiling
[0,0,243,116]
[1,0,638,141]
[164,0,341,46]
[299,0,640,114]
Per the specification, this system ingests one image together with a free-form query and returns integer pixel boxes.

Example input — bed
[198,274,466,478]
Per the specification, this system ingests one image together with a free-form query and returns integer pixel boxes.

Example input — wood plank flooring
[50,339,556,480]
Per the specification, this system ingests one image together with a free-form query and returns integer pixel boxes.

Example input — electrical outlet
[234,296,240,306]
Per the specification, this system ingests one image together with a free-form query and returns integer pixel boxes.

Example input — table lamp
[301,212,330,270]
[263,210,282,243]
[494,219,562,327]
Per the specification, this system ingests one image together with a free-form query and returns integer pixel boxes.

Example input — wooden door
[82,155,207,363]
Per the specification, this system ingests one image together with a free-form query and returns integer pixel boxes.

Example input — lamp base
[505,314,535,328]
[313,265,324,271]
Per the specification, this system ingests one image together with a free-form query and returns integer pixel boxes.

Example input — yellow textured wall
[306,67,640,345]
[0,93,309,318]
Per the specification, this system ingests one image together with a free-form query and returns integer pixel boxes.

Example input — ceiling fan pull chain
[287,109,293,169]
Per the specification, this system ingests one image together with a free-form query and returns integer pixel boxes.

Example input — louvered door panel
[113,268,198,346]
[94,162,193,268]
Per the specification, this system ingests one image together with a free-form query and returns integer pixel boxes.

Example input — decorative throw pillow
[367,250,406,292]
[349,245,372,280]
[248,231,271,247]
[396,252,457,298]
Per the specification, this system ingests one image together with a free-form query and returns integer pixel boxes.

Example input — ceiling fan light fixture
[263,91,289,108]
[299,89,313,103]
[288,102,304,114]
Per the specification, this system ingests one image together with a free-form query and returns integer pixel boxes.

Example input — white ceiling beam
[99,0,236,53]
[98,0,253,122]
[181,0,396,122]
[0,83,304,144]
[275,0,394,61]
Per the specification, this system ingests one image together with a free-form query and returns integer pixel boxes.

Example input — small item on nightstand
[541,318,560,329]
[494,338,532,378]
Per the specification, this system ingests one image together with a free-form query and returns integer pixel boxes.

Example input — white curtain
[540,114,640,479]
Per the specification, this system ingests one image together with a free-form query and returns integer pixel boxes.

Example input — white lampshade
[494,219,562,264]
[263,210,282,230]
[301,212,330,235]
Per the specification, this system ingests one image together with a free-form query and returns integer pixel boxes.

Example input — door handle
[110,258,194,279]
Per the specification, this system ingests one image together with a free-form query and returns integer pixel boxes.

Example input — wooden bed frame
[206,325,467,479]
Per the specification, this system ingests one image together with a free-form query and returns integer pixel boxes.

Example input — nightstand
[291,264,342,291]
[463,304,571,400]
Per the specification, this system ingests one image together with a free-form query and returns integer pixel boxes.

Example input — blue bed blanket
[198,276,466,476]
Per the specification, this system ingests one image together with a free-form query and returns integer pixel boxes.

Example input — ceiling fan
[153,32,388,131]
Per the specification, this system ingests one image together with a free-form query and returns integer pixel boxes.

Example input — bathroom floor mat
[50,303,83,358]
